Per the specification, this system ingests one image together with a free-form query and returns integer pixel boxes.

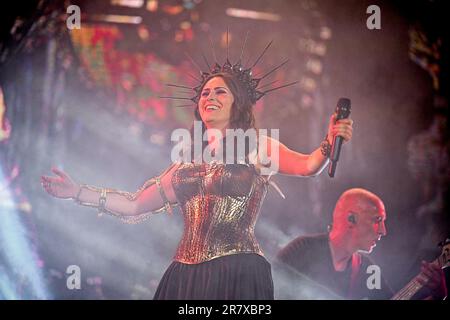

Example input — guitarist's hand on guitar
[417,261,447,300]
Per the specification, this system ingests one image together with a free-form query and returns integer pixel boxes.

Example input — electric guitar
[391,238,450,300]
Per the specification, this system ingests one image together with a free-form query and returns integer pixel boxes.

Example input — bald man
[329,188,387,257]
[275,188,446,299]
[274,188,391,299]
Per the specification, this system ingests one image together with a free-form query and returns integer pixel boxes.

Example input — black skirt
[153,253,274,300]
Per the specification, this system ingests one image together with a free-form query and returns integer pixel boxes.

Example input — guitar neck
[391,275,424,300]
[391,256,442,300]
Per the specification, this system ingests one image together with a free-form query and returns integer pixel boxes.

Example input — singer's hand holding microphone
[326,98,353,177]
[326,113,353,144]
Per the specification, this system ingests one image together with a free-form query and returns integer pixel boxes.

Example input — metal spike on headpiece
[201,52,211,71]
[166,83,193,90]
[174,104,196,108]
[262,81,299,95]
[226,27,230,63]
[259,59,289,80]
[162,31,296,105]
[184,52,205,76]
[251,40,273,68]
[159,96,196,102]
[239,31,249,63]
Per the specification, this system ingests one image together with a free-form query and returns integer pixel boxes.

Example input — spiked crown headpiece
[161,31,298,106]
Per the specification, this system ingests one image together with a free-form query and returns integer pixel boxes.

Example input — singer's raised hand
[327,113,353,142]
[41,167,80,199]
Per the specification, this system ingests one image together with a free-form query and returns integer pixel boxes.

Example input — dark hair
[189,73,258,162]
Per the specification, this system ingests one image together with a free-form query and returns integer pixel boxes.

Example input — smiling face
[198,76,235,131]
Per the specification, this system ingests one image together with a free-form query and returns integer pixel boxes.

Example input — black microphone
[328,98,351,177]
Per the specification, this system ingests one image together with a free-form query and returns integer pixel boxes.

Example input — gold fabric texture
[172,162,269,264]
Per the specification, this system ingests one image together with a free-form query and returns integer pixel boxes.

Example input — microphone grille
[336,97,351,119]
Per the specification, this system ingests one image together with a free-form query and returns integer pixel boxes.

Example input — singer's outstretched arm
[257,114,353,177]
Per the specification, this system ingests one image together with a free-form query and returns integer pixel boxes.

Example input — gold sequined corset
[172,162,269,264]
